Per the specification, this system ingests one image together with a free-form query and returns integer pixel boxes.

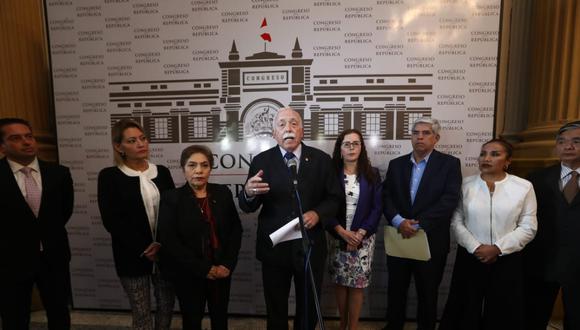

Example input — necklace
[197,196,209,214]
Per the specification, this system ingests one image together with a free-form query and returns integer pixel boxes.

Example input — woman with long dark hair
[326,129,382,330]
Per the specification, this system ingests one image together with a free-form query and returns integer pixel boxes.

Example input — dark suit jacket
[97,165,174,277]
[0,157,74,281]
[238,144,341,267]
[382,150,462,255]
[525,165,580,285]
[326,168,383,243]
[157,183,242,281]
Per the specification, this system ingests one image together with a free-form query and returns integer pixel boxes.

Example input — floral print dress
[328,174,376,288]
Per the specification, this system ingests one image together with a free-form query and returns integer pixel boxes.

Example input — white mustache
[283,133,295,140]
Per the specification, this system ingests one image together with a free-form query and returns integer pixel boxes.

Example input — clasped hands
[474,244,501,264]
[207,265,231,280]
[337,226,366,251]
[142,242,161,261]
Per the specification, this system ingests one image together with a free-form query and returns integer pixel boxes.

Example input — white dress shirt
[451,174,537,255]
[7,157,42,197]
[560,163,580,190]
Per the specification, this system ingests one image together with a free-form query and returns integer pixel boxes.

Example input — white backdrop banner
[46,0,500,317]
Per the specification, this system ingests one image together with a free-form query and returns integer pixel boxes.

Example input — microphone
[287,157,298,187]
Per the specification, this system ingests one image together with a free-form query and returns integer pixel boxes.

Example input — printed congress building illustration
[109,38,433,143]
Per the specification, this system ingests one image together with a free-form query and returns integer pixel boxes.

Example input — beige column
[497,0,579,323]
[0,0,56,161]
[499,0,580,175]
[0,0,55,311]
[496,0,534,141]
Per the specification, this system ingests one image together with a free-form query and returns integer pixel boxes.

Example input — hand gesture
[244,170,270,197]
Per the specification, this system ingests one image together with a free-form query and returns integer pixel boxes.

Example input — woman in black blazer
[158,144,242,330]
[98,119,175,330]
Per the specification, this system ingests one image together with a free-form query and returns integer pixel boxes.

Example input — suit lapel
[269,146,288,177]
[547,165,564,204]
[38,160,49,217]
[180,184,201,216]
[0,158,36,217]
[206,184,221,228]
[352,174,367,221]
[401,153,413,206]
[411,151,438,208]
[297,144,309,180]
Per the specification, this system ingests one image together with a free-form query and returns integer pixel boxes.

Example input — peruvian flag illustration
[260,17,272,42]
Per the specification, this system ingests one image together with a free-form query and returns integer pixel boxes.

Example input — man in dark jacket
[524,121,580,330]
[0,118,74,330]
[239,107,341,330]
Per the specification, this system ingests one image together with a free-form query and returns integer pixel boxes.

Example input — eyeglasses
[341,141,361,149]
[557,138,580,147]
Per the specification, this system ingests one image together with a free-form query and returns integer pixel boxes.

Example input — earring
[503,164,509,171]
[120,151,126,158]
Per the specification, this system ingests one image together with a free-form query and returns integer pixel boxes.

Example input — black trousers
[261,255,324,330]
[0,253,71,330]
[384,253,447,330]
[524,276,580,330]
[173,276,231,330]
[439,246,524,330]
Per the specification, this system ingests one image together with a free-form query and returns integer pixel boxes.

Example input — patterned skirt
[328,234,376,288]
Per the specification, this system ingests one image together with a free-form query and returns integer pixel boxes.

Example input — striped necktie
[21,167,41,217]
[563,171,579,204]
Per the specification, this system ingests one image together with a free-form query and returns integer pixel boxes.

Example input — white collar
[278,143,302,161]
[410,151,433,165]
[560,163,580,180]
[118,161,158,179]
[7,157,40,174]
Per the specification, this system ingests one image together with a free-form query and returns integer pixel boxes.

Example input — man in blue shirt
[382,117,462,330]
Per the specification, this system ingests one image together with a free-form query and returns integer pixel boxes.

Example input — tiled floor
[23,310,564,329]
[26,310,400,329]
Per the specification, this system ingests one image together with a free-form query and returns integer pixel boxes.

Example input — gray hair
[556,120,580,138]
[412,116,440,135]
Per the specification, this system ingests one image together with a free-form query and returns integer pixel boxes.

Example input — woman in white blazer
[440,139,537,330]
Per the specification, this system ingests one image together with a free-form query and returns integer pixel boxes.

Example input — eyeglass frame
[341,141,362,149]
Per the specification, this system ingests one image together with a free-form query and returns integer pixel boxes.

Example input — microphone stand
[289,168,325,330]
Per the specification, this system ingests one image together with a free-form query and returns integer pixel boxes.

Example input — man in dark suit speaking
[524,121,580,330]
[381,117,462,330]
[239,107,340,330]
[0,118,74,330]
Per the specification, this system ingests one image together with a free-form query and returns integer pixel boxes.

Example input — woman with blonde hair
[98,119,175,330]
